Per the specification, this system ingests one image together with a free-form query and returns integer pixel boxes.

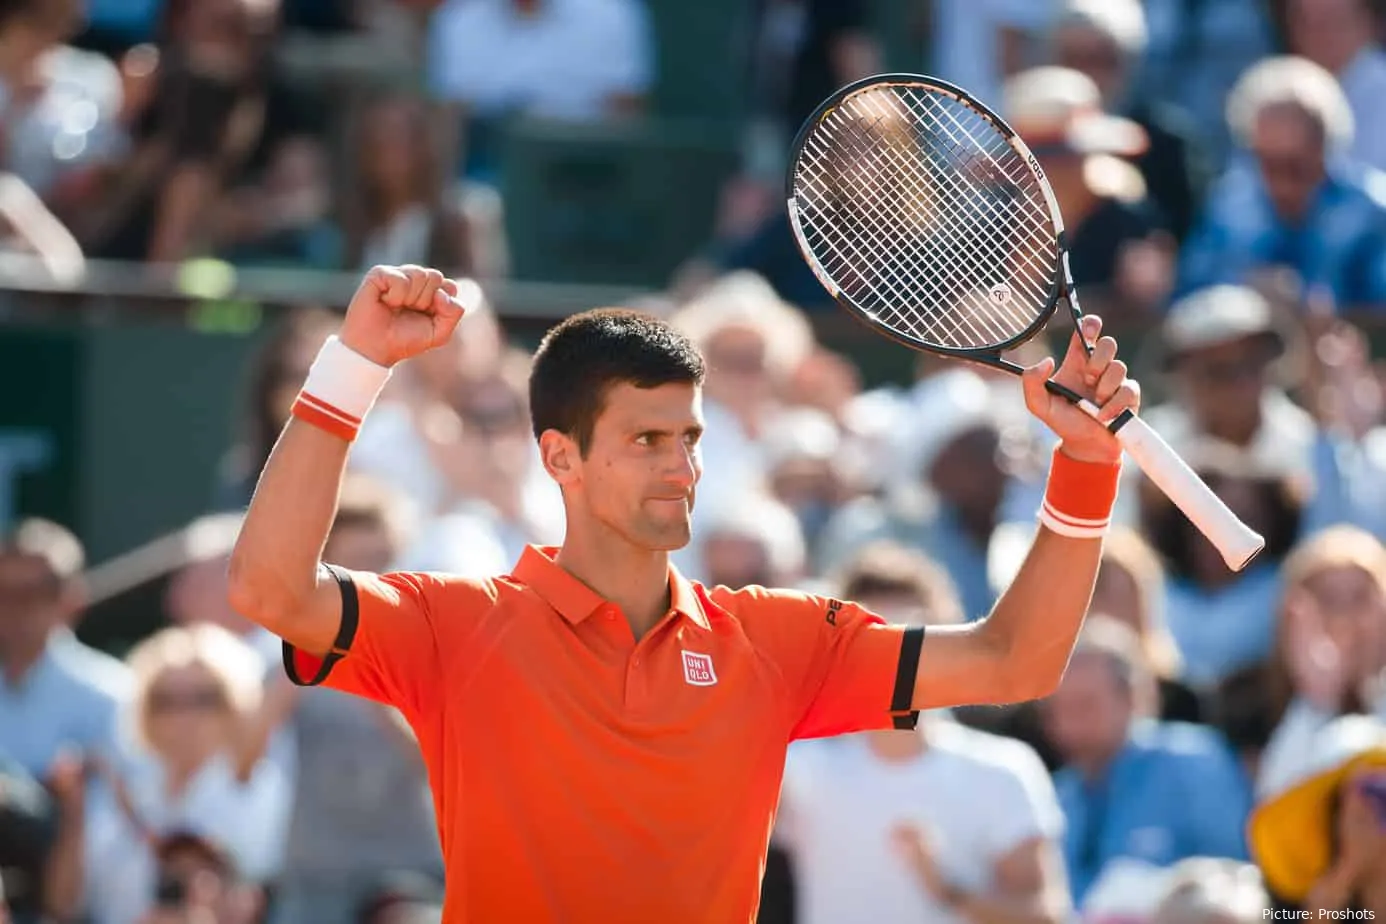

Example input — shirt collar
[513,545,709,630]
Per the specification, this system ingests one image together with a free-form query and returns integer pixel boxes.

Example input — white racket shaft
[1073,399,1265,571]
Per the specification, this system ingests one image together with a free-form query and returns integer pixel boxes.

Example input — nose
[663,442,699,490]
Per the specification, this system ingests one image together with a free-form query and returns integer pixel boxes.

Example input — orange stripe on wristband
[292,393,360,442]
[1038,448,1120,539]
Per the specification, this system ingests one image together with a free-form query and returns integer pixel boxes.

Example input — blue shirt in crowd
[1054,720,1252,903]
[1177,159,1386,308]
[0,630,130,779]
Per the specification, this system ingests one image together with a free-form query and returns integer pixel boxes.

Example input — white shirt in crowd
[84,752,292,924]
[427,0,654,120]
[779,716,1065,924]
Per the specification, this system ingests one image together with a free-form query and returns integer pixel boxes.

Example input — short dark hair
[529,309,705,454]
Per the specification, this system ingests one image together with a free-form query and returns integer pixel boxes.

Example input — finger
[1096,379,1140,423]
[1093,358,1127,405]
[1058,315,1103,379]
[398,264,431,307]
[416,267,445,311]
[1083,336,1118,388]
[368,265,410,308]
[1020,355,1056,416]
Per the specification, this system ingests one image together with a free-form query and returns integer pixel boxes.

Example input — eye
[684,430,703,447]
[634,433,656,447]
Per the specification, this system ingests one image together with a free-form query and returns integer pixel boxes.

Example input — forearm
[979,527,1102,701]
[978,449,1118,702]
[228,419,348,632]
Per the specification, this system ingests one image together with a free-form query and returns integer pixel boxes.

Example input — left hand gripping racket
[785,74,1264,571]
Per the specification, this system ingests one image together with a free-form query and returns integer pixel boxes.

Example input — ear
[538,429,580,486]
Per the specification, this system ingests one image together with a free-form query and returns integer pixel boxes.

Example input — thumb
[1021,356,1056,413]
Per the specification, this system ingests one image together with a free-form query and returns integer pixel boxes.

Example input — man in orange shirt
[228,265,1138,922]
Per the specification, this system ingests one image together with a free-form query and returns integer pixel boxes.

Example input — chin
[632,518,693,552]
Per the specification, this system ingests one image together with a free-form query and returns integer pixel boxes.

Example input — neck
[1206,411,1261,447]
[162,755,210,799]
[555,526,673,638]
[0,639,48,687]
[1073,739,1125,782]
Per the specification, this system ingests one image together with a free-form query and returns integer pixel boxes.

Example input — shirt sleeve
[723,585,924,740]
[281,566,488,721]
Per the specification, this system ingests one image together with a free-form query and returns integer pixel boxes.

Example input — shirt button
[632,657,641,666]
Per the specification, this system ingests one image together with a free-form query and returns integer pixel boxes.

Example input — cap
[1162,285,1284,365]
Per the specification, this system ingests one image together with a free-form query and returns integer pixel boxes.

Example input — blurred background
[4,0,1386,922]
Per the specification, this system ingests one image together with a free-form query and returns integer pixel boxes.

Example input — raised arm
[227,265,467,655]
[914,315,1138,709]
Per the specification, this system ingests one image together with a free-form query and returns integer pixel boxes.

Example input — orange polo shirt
[285,545,924,923]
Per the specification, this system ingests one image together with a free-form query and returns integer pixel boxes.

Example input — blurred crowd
[5,0,1386,923]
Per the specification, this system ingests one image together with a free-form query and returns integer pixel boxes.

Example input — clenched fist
[339,264,476,368]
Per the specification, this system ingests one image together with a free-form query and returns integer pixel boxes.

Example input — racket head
[786,73,1069,361]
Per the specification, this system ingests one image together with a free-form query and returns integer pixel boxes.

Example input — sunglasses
[148,687,226,713]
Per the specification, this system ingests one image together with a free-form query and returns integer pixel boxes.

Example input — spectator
[928,0,1056,113]
[1138,286,1312,511]
[1003,66,1175,318]
[426,0,655,183]
[1178,56,1386,310]
[399,348,564,577]
[1048,0,1212,242]
[0,518,131,779]
[670,272,816,532]
[1284,0,1386,174]
[80,0,327,264]
[1257,525,1386,797]
[1091,527,1202,723]
[270,474,442,924]
[819,369,1018,622]
[1150,858,1269,924]
[84,623,290,924]
[0,0,91,281]
[778,541,1069,924]
[1143,444,1302,687]
[691,491,806,591]
[355,871,445,924]
[0,753,85,924]
[344,92,499,280]
[1248,715,1386,914]
[1042,616,1251,907]
[1138,0,1277,169]
[757,408,856,565]
[138,831,262,924]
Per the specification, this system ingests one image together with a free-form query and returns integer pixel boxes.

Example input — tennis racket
[785,73,1265,572]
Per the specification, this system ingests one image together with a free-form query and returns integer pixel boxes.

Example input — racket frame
[785,72,1094,406]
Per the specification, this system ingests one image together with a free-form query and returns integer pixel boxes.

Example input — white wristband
[292,337,392,440]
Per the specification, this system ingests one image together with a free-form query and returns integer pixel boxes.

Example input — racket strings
[792,83,1059,351]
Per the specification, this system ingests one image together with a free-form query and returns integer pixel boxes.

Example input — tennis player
[228,264,1138,922]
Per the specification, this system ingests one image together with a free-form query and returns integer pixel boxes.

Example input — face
[1054,25,1127,104]
[363,101,421,198]
[1177,338,1272,437]
[1252,106,1327,224]
[703,326,771,412]
[1041,652,1134,767]
[1091,560,1144,633]
[1288,0,1368,64]
[928,426,1005,519]
[0,552,67,659]
[544,382,704,551]
[324,524,397,574]
[1304,565,1386,679]
[702,534,772,588]
[144,664,231,764]
[166,556,254,635]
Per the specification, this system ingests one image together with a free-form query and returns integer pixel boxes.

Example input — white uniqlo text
[681,650,717,686]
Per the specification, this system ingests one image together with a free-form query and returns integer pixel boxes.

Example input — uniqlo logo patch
[681,650,717,686]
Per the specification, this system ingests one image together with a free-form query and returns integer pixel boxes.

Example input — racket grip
[1094,409,1265,571]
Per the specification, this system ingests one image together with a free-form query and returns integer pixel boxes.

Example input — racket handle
[1074,403,1265,571]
